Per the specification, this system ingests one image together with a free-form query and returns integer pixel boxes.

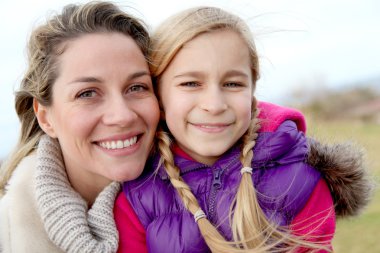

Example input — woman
[0,2,159,252]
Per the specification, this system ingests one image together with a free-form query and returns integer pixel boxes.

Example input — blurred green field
[306,117,379,253]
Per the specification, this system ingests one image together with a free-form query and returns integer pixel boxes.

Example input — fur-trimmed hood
[308,138,375,218]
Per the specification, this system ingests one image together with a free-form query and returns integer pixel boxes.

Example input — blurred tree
[287,81,380,122]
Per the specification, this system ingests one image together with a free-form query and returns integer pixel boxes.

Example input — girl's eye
[180,81,199,87]
[128,84,148,93]
[224,82,243,87]
[77,89,97,98]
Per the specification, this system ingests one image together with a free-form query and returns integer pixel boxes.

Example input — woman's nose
[102,96,138,127]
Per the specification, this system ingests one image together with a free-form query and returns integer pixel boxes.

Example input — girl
[117,6,372,253]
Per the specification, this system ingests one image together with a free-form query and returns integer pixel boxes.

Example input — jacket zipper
[208,168,223,223]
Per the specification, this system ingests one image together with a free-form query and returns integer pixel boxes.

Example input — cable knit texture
[35,135,120,253]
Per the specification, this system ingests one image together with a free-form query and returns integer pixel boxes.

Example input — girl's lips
[190,123,231,133]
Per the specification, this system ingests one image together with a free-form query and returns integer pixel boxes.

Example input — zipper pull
[212,169,222,189]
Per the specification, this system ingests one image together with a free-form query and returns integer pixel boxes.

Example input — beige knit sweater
[0,135,120,253]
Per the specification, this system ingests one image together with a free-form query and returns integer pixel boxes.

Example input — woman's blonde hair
[0,1,150,195]
[151,6,330,252]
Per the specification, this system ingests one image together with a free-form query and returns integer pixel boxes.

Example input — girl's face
[36,32,159,191]
[159,29,253,165]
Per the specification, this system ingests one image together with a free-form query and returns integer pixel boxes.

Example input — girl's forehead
[174,30,250,65]
[185,29,242,45]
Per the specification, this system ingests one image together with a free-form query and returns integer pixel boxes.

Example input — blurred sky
[1,0,379,159]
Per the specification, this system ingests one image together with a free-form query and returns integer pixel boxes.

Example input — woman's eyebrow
[68,71,150,84]
[128,70,150,80]
[69,76,102,84]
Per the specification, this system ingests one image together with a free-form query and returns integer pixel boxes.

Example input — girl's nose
[199,86,227,114]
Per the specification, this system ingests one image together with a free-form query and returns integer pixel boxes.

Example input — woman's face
[36,32,159,190]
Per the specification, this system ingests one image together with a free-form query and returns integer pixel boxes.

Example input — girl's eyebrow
[68,71,150,84]
[174,71,204,79]
[174,70,249,79]
[223,70,249,79]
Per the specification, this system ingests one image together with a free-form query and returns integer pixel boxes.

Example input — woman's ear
[33,98,57,138]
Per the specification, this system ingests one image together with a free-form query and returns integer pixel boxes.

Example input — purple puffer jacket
[123,120,321,253]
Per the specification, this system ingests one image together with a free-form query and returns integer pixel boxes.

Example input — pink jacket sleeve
[258,101,307,133]
[114,192,148,253]
[290,179,336,252]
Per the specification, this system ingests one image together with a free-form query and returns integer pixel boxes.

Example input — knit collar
[35,135,120,253]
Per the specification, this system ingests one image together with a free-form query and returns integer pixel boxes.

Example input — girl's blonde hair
[151,6,330,252]
[0,1,150,195]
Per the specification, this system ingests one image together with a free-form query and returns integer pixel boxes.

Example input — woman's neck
[65,166,112,206]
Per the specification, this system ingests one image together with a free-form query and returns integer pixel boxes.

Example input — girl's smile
[189,122,232,133]
[159,29,253,165]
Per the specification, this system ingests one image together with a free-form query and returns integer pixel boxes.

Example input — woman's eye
[128,84,147,93]
[77,89,97,98]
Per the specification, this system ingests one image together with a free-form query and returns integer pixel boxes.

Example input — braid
[231,97,272,249]
[156,128,199,213]
[240,98,261,167]
[157,126,251,253]
[232,98,295,250]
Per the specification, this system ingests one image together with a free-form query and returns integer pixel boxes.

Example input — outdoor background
[1,0,379,252]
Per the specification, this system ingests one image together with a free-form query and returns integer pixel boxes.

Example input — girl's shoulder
[253,119,308,166]
[257,101,306,133]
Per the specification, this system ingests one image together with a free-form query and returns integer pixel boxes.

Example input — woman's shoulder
[4,153,37,193]
[0,153,60,252]
[1,153,38,230]
[1,153,37,209]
